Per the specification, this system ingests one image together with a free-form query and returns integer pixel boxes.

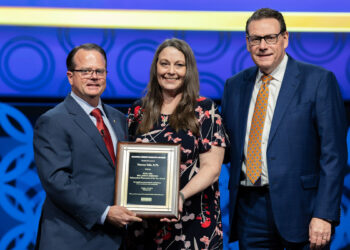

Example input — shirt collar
[70,91,105,117]
[256,54,289,84]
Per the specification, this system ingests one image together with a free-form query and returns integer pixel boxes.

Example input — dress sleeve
[127,100,143,141]
[197,98,228,154]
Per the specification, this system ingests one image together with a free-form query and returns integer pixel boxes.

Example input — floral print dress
[126,97,227,250]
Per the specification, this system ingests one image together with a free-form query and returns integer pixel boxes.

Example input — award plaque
[115,142,180,218]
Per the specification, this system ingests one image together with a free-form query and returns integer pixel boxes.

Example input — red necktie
[90,108,116,165]
[246,74,272,184]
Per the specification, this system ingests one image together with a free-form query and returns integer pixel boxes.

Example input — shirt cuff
[100,205,110,224]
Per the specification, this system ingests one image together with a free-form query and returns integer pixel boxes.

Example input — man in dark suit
[221,8,347,249]
[33,43,142,249]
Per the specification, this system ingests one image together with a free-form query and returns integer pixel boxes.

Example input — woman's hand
[160,191,184,223]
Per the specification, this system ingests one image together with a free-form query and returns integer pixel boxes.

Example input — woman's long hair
[138,38,200,135]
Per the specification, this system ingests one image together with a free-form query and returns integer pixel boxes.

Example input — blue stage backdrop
[0,1,350,249]
[0,28,349,101]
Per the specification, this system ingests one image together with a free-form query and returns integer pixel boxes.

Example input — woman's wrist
[179,191,185,202]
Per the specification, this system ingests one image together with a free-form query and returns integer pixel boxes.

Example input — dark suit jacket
[33,95,128,250]
[221,56,347,243]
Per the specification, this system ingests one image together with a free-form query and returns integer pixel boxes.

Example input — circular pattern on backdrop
[0,103,44,250]
[231,44,254,75]
[116,39,158,92]
[289,33,346,64]
[57,28,115,53]
[174,31,231,63]
[199,72,224,99]
[0,36,54,91]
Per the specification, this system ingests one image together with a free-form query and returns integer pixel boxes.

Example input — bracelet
[179,191,185,202]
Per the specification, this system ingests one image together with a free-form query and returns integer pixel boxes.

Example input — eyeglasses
[247,32,283,45]
[71,69,107,78]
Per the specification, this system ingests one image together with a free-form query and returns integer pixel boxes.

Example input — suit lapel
[268,57,300,146]
[239,68,257,155]
[64,96,115,167]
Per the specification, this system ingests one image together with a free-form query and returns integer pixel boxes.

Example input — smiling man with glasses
[33,43,142,250]
[66,44,109,107]
[245,10,288,76]
[222,8,347,250]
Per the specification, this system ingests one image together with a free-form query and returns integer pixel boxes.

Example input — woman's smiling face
[157,46,186,95]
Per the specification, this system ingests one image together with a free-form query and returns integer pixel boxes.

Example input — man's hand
[106,205,142,227]
[309,217,331,249]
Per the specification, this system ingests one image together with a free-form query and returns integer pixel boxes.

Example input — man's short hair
[66,43,107,71]
[245,8,287,35]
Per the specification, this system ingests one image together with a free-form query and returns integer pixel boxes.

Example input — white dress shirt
[240,54,288,186]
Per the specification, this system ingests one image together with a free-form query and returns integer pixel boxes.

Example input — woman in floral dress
[126,38,227,250]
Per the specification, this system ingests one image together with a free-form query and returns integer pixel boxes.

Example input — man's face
[246,18,289,74]
[67,49,107,106]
